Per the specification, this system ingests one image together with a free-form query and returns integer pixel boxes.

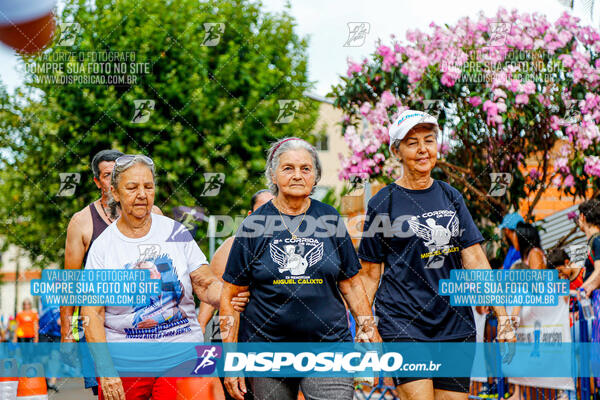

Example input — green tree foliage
[0,0,318,266]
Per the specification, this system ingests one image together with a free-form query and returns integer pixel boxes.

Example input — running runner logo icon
[57,173,81,197]
[201,23,225,46]
[344,22,370,47]
[193,345,223,375]
[57,23,81,46]
[488,173,512,197]
[275,100,300,123]
[487,22,512,47]
[131,100,155,123]
[200,173,225,196]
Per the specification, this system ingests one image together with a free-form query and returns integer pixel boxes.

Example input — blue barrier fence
[466,295,596,400]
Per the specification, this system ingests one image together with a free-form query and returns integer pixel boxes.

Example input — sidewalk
[48,378,96,400]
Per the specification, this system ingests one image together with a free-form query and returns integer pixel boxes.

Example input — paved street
[48,378,96,400]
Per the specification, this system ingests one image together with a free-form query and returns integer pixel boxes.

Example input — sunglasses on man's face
[115,154,154,167]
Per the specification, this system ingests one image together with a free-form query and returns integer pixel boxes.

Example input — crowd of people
[480,199,600,400]
[0,3,595,400]
[4,108,595,400]
[0,298,61,392]
[54,110,514,400]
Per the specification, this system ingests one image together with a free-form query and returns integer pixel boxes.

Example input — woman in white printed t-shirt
[81,155,249,400]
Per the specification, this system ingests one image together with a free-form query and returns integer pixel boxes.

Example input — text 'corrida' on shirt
[222,199,361,342]
[358,180,484,341]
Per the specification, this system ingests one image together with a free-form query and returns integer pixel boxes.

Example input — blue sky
[0,0,594,96]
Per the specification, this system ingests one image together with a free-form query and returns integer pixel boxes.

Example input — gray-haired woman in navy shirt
[220,137,381,400]
[358,110,515,400]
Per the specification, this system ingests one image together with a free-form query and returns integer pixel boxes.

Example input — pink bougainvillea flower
[469,96,482,107]
[337,7,600,190]
[346,59,363,77]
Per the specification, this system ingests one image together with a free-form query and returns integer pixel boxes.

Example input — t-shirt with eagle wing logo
[358,180,484,341]
[223,199,361,342]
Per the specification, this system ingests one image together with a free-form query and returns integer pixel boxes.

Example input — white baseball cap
[388,110,439,150]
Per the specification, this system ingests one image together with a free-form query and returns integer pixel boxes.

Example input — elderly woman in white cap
[357,110,515,400]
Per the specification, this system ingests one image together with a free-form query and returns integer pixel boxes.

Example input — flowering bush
[331,8,600,225]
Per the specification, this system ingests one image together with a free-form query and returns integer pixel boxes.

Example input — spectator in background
[577,199,600,296]
[39,303,61,342]
[547,248,584,296]
[477,213,525,397]
[13,299,38,344]
[13,299,38,365]
[0,315,6,342]
[576,198,600,383]
[515,222,545,270]
[507,223,547,400]
[499,213,524,270]
[510,223,546,321]
[6,316,16,343]
[38,301,61,392]
[547,248,584,328]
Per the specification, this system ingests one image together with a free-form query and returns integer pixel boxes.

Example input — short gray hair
[265,137,321,196]
[108,156,156,219]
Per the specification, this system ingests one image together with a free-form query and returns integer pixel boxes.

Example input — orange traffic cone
[16,364,47,400]
[0,358,18,399]
[176,377,223,400]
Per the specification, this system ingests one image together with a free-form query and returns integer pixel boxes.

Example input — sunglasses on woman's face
[115,154,154,167]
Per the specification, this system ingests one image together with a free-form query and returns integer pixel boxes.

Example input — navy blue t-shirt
[223,199,360,342]
[358,180,484,341]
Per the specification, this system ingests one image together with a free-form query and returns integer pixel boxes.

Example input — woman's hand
[355,315,382,387]
[338,275,380,342]
[191,268,250,311]
[581,281,595,298]
[355,316,382,343]
[224,376,247,400]
[231,291,250,313]
[99,377,125,400]
[219,283,246,344]
[496,315,518,342]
